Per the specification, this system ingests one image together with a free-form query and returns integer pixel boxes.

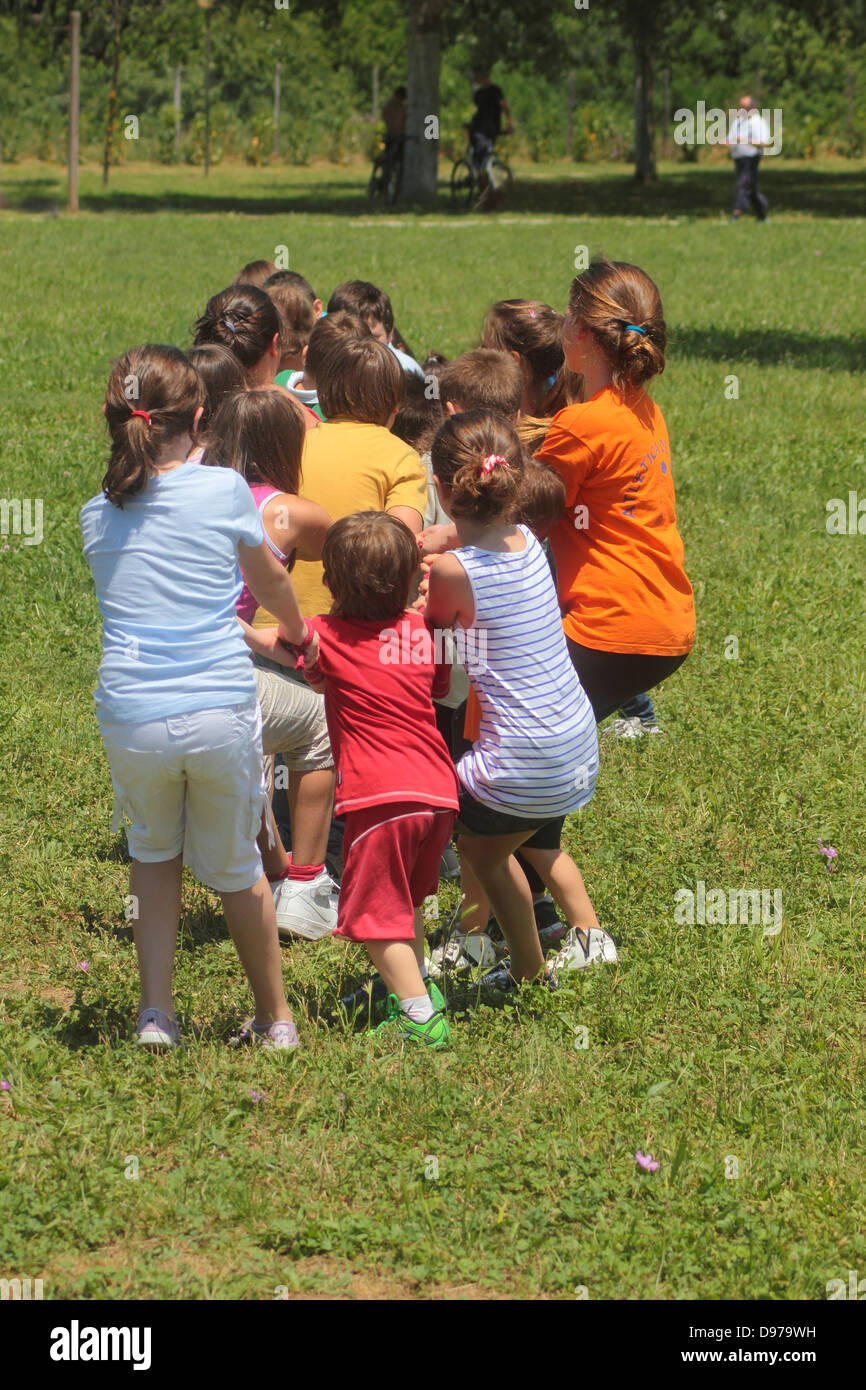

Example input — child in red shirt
[302,511,459,1048]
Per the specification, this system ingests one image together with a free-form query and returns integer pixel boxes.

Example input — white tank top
[455,526,598,818]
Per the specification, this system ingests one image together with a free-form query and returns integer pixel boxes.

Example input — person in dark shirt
[468,68,513,187]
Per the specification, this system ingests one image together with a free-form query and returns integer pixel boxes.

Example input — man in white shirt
[722,96,770,222]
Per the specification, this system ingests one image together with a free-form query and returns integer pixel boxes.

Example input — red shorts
[336,801,456,942]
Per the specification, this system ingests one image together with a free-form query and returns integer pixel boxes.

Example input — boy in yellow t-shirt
[254,336,426,623]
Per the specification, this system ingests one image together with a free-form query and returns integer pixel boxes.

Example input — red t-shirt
[307,611,460,816]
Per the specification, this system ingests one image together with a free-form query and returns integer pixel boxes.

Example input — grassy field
[1,160,865,1301]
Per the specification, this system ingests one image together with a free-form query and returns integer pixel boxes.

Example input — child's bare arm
[237,538,306,647]
[424,553,474,630]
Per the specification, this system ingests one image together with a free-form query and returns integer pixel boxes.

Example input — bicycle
[450,135,513,209]
[368,137,404,206]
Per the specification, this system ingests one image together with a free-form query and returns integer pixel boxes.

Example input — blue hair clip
[625,323,646,336]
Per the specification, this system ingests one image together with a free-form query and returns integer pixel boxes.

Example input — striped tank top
[455,525,598,818]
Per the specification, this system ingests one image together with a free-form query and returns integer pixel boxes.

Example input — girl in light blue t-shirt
[80,344,317,1051]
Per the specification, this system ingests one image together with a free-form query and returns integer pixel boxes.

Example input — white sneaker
[272,871,339,941]
[549,927,619,972]
[603,717,645,739]
[428,929,497,976]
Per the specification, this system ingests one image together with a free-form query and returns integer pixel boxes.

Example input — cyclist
[468,68,513,205]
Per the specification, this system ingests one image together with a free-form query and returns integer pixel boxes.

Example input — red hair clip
[481,454,509,475]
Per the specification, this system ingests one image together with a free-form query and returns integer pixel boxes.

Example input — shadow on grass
[4,163,864,219]
[671,325,866,373]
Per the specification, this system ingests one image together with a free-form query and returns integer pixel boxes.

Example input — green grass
[1,161,865,1300]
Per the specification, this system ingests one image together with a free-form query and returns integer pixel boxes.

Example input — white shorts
[99,700,269,893]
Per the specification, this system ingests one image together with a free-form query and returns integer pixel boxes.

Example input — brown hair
[481,299,573,415]
[187,343,245,428]
[391,372,445,455]
[431,410,524,524]
[322,511,419,621]
[231,260,278,288]
[513,461,566,539]
[192,285,280,380]
[204,387,306,503]
[327,280,394,335]
[304,310,371,388]
[102,345,203,506]
[265,282,316,363]
[567,258,666,393]
[264,269,316,303]
[439,349,523,419]
[316,335,405,427]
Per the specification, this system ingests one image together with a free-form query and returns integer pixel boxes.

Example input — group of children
[80,253,695,1052]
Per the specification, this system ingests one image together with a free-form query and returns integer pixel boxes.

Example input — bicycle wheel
[450,158,475,208]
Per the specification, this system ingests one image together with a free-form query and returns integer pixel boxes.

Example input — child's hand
[411,558,432,611]
[240,621,298,667]
[418,523,458,558]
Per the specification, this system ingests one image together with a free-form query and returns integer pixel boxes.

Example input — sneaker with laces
[549,926,619,972]
[478,959,559,993]
[603,716,645,739]
[375,995,451,1048]
[135,1008,180,1050]
[231,1018,299,1050]
[427,928,497,977]
[272,870,339,941]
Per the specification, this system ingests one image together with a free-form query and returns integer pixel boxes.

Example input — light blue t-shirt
[388,342,424,378]
[80,462,265,724]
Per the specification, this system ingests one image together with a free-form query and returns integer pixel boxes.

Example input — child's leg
[519,846,600,946]
[287,767,335,868]
[258,803,289,879]
[457,854,491,935]
[130,855,183,1016]
[219,874,293,1026]
[458,830,542,981]
[366,937,427,1004]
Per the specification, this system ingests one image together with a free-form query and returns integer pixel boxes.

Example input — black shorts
[455,787,560,840]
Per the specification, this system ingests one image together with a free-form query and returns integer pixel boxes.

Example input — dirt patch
[0,978,75,1008]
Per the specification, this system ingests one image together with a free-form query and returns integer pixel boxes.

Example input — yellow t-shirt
[254,420,427,624]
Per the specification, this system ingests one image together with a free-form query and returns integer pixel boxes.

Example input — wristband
[280,618,315,657]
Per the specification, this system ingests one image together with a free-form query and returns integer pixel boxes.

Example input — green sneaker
[375,995,452,1049]
[425,976,447,1013]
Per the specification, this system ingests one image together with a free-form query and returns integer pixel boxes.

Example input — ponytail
[431,410,524,524]
[102,345,202,506]
[566,258,666,393]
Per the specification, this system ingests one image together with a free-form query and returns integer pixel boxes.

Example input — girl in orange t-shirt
[536,258,695,720]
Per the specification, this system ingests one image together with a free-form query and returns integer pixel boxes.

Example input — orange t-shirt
[536,387,695,656]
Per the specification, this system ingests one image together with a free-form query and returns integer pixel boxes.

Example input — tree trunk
[632,25,656,183]
[102,0,122,187]
[566,69,576,159]
[403,0,443,203]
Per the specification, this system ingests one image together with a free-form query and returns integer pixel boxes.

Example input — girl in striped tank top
[425,411,617,985]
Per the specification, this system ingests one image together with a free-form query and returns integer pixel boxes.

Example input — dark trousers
[733,156,768,219]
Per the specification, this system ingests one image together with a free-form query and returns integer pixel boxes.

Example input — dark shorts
[455,787,559,840]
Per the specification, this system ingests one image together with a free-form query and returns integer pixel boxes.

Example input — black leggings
[520,643,689,893]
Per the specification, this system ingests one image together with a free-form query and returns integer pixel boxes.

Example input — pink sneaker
[135,1008,180,1050]
[231,1019,299,1050]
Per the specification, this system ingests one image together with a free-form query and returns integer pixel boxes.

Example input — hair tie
[222,318,237,333]
[481,454,509,475]
[130,409,151,424]
[528,308,537,319]
[624,323,647,337]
